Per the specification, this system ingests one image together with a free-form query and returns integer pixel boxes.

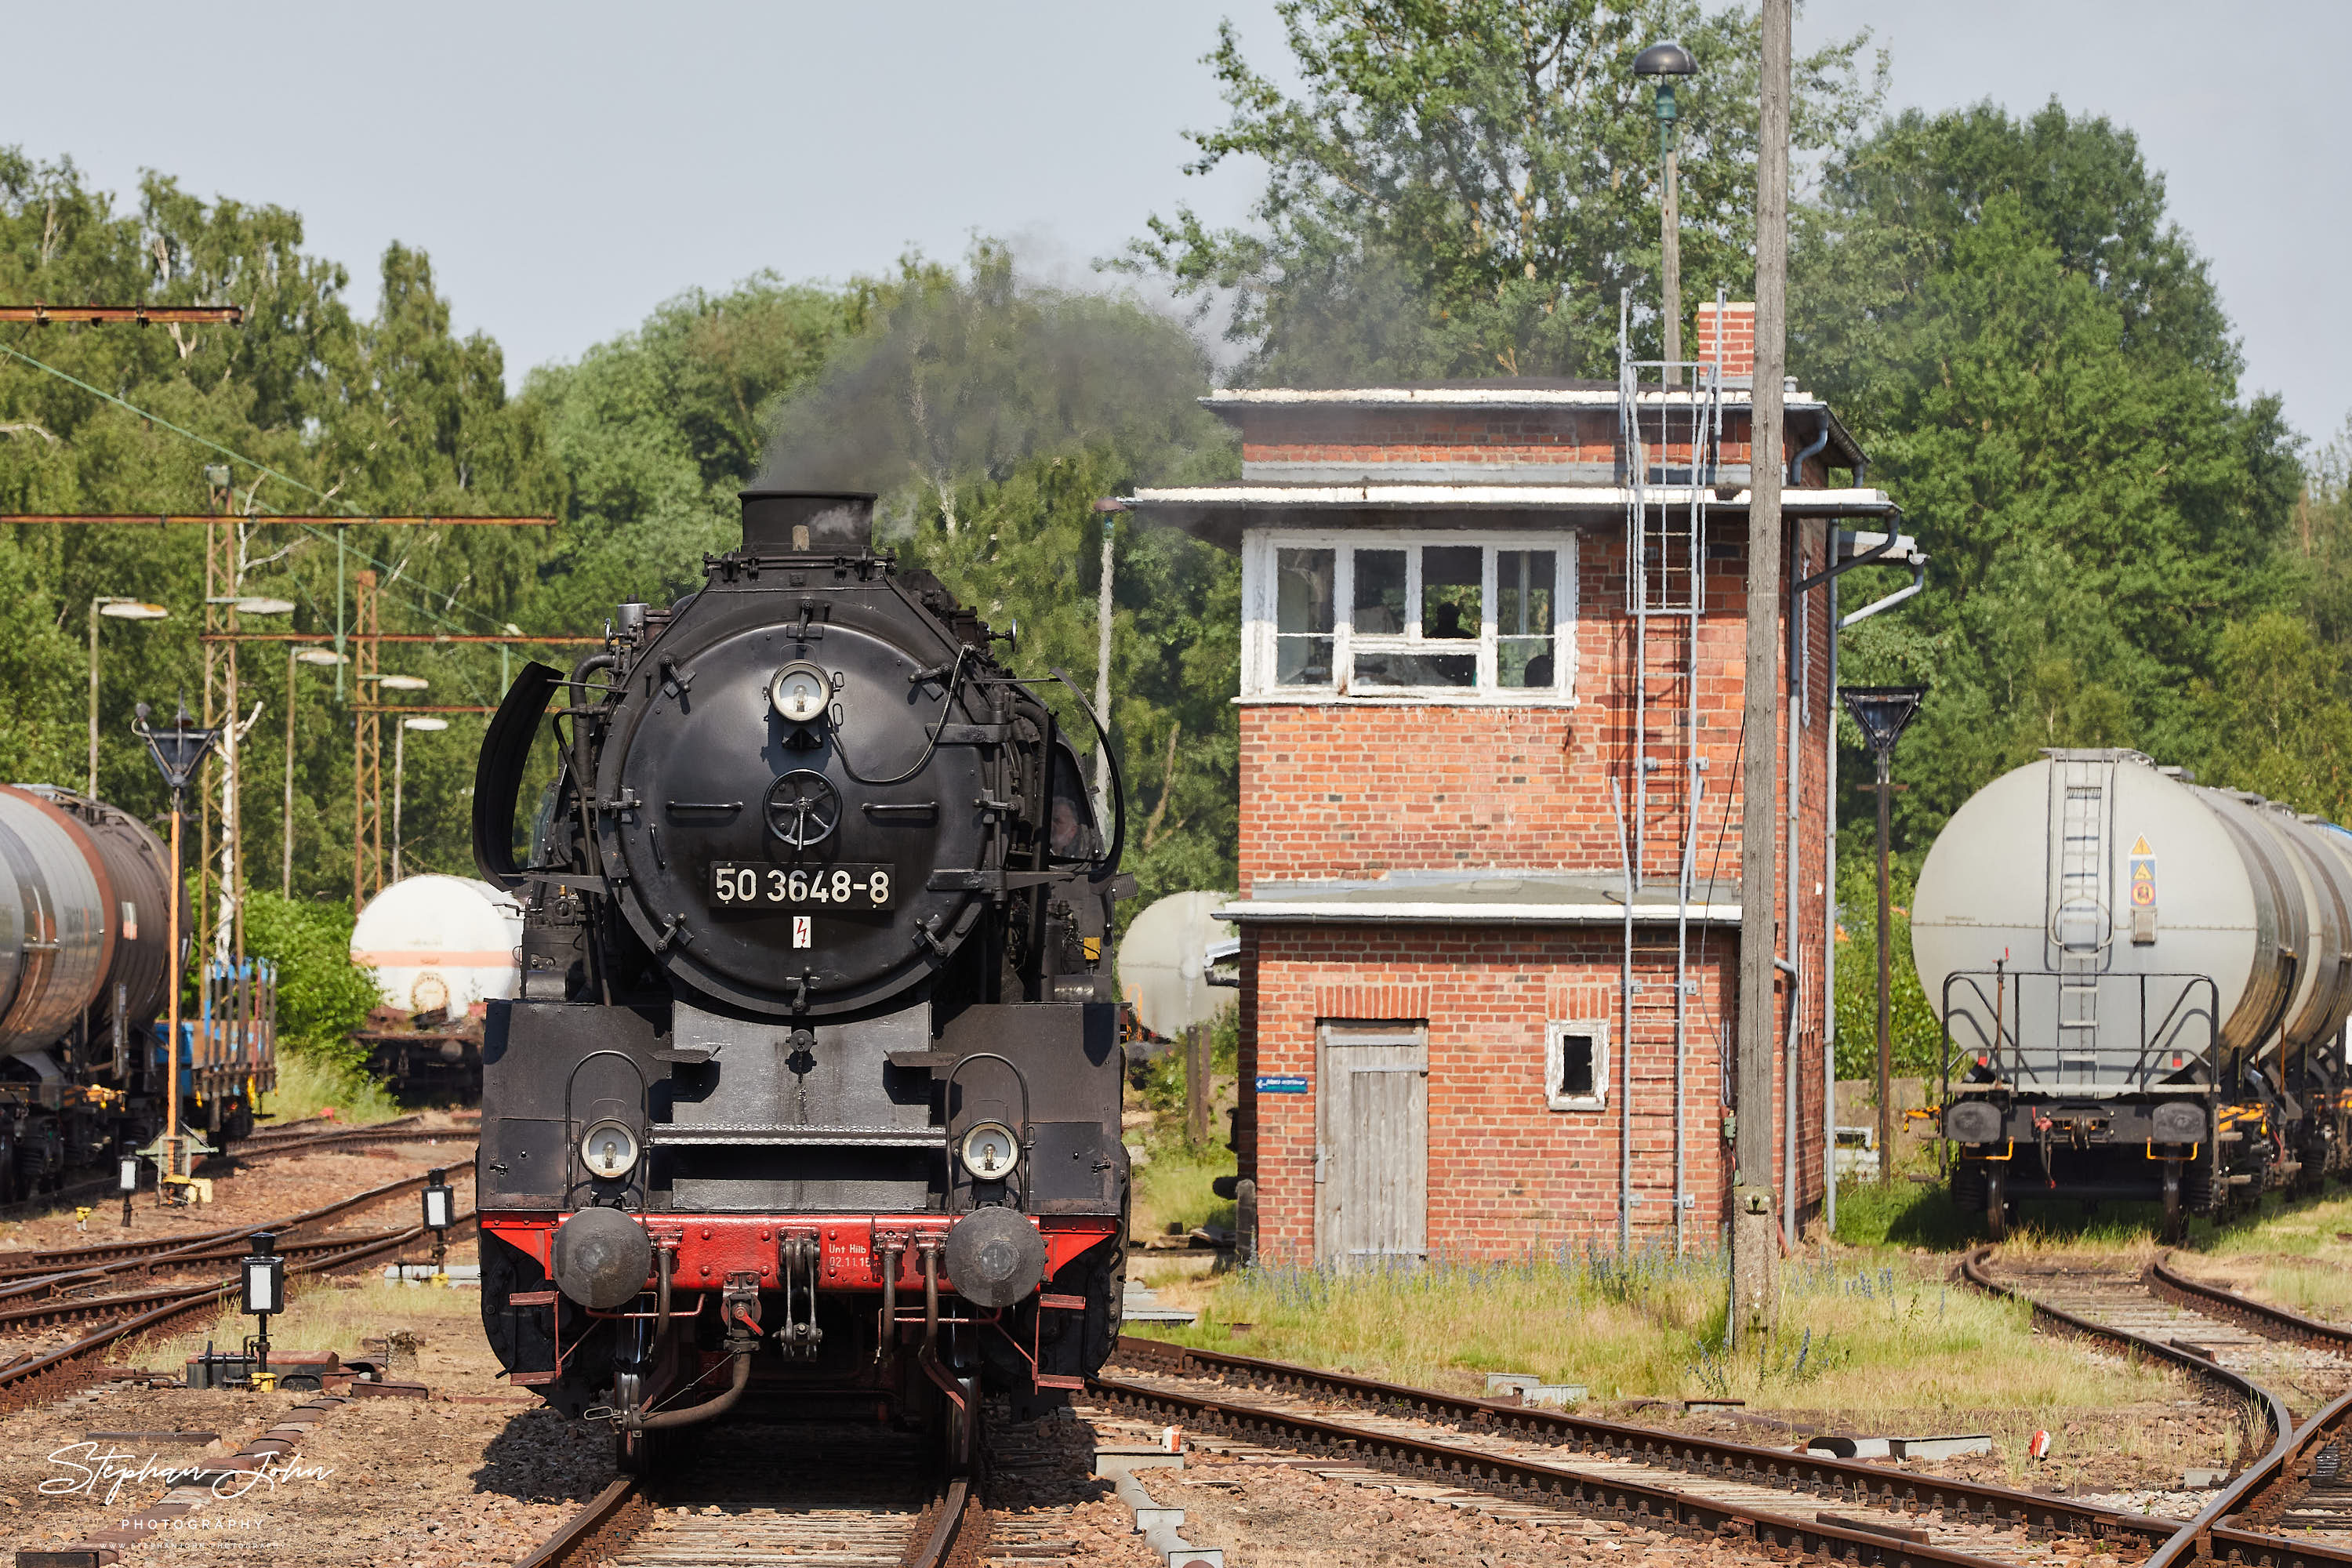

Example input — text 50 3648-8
[710,862,895,909]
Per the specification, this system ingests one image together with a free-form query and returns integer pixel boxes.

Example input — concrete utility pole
[1091,502,1119,815]
[1732,0,1791,1346]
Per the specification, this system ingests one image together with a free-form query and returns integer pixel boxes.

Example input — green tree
[1798,103,2304,851]
[765,245,1242,908]
[0,151,566,898]
[243,891,379,1069]
[521,271,873,628]
[1129,0,1878,382]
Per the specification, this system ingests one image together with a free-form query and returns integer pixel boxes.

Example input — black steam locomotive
[471,492,1131,1472]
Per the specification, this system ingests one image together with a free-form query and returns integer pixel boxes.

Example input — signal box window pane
[1354,549,1407,635]
[1421,545,1481,639]
[1276,547,1336,686]
[1355,652,1476,689]
[1544,1018,1608,1110]
[1559,1034,1594,1095]
[1497,550,1558,688]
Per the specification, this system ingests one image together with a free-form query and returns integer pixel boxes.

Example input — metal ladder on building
[1614,291,1726,1251]
[1617,289,1723,888]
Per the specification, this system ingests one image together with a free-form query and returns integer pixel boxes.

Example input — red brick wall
[1238,406,1756,475]
[1696,303,1757,378]
[1246,927,1738,1258]
[1234,514,1838,1254]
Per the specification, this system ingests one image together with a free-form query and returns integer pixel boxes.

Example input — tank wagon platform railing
[1940,970,2220,1107]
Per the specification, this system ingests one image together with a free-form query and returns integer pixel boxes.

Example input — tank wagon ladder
[2049,757,2114,1085]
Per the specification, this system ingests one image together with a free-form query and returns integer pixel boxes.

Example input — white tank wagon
[350,873,526,1018]
[349,875,524,1101]
[1913,749,2352,1240]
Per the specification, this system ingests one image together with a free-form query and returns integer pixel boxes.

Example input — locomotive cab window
[1047,744,1102,862]
[1545,1019,1607,1111]
[1247,532,1575,703]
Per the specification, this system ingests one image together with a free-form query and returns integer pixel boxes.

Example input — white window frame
[1544,1018,1609,1111]
[1240,528,1578,705]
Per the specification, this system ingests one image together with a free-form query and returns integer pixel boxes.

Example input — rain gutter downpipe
[1786,507,1927,1242]
[1612,779,1635,1253]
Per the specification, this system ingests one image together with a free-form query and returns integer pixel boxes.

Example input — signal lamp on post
[240,1232,285,1388]
[118,1154,139,1227]
[422,1169,454,1283]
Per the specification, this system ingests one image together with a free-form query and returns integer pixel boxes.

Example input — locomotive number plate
[710,863,895,909]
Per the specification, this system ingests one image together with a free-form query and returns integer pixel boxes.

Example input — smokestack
[1694,301,1757,381]
[739,491,877,554]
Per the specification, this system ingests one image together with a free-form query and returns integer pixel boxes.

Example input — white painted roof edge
[1214,900,1744,925]
[1131,484,1893,511]
[1201,387,1813,409]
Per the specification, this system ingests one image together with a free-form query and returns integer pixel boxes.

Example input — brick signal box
[1131,307,1920,1261]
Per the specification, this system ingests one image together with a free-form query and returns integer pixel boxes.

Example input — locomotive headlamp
[959,1120,1020,1181]
[581,1120,641,1181]
[770,661,834,724]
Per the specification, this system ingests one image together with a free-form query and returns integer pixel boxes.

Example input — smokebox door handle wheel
[764,771,841,848]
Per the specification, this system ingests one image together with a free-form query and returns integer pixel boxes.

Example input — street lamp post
[209,597,292,964]
[133,698,220,1184]
[1838,685,1928,1189]
[285,647,347,896]
[394,713,448,882]
[88,599,169,796]
[1635,41,1698,380]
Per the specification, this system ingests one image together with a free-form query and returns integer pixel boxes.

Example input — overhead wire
[0,336,537,641]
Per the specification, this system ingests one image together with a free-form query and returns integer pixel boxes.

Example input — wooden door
[1316,1023,1428,1266]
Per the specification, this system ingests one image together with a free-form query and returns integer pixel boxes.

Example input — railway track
[0,1173,481,1414]
[0,1117,470,1226]
[516,1425,985,1568]
[0,1164,468,1286]
[1962,1243,2352,1567]
[1094,1334,2177,1566]
[224,1116,473,1160]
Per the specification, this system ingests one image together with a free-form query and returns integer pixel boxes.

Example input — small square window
[1544,1019,1608,1111]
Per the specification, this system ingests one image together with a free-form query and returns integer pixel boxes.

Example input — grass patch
[1132,1139,1236,1242]
[1131,1245,2178,1428]
[1124,1011,1238,1241]
[130,1273,464,1369]
[260,1047,402,1126]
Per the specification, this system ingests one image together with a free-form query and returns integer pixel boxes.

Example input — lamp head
[98,600,169,621]
[1635,41,1697,77]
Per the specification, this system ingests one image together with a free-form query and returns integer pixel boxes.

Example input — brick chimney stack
[1694,301,1757,380]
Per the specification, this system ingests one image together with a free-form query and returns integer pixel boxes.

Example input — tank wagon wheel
[1984,1165,2008,1242]
[2160,1160,2187,1245]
